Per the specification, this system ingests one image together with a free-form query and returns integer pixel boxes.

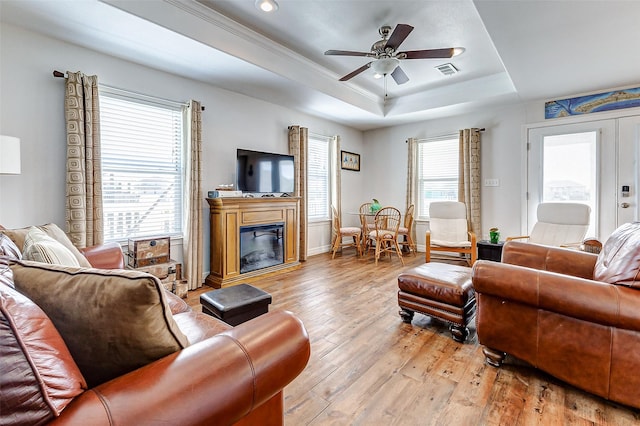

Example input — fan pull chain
[384,75,388,101]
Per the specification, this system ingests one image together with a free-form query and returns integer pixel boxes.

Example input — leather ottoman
[200,283,272,326]
[397,263,476,342]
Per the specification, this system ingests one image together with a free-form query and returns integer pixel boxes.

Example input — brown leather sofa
[472,222,640,409]
[1,234,310,425]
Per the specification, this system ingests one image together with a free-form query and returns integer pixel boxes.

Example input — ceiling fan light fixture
[452,47,465,57]
[371,57,400,76]
[255,0,279,12]
[373,72,383,79]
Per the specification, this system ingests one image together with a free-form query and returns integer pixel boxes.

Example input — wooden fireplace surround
[206,197,300,288]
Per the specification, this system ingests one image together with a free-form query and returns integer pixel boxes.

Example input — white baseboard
[307,244,332,256]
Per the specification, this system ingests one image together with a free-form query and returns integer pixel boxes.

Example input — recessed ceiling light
[255,0,279,12]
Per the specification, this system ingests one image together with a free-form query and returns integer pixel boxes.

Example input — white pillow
[1,223,92,267]
[22,227,81,267]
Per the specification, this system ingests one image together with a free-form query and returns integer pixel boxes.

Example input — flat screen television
[236,149,295,193]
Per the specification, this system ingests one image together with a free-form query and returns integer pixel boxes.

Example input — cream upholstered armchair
[425,201,476,266]
[506,202,591,248]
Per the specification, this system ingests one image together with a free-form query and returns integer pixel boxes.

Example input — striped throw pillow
[22,227,80,267]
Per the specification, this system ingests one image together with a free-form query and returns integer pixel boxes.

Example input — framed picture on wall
[341,150,360,171]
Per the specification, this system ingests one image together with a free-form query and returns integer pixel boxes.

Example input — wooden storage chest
[127,259,183,296]
[127,236,170,268]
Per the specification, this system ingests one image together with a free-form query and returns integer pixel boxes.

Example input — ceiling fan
[325,24,464,85]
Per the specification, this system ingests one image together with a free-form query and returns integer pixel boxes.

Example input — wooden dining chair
[359,202,376,252]
[368,206,404,265]
[397,204,416,256]
[331,205,362,258]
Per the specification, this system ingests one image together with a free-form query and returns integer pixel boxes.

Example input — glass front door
[527,119,616,241]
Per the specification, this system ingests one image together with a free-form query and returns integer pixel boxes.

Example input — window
[307,134,331,221]
[99,88,186,242]
[416,135,459,219]
[542,131,597,237]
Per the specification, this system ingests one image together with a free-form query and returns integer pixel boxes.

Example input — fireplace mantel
[205,197,300,288]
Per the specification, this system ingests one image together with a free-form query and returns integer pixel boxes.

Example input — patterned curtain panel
[330,135,342,244]
[184,100,204,290]
[405,137,418,244]
[331,135,342,219]
[288,125,308,261]
[458,129,482,236]
[64,71,103,248]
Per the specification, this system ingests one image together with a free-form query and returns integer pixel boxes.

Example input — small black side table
[200,283,272,326]
[477,240,504,262]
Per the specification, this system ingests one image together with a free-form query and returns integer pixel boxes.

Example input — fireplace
[239,223,284,274]
[206,197,299,288]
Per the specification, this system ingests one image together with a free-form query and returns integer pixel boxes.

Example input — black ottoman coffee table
[200,283,272,326]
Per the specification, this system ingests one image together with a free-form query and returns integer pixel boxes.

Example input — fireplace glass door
[239,223,284,274]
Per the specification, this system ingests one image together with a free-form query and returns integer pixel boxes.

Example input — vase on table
[489,227,500,244]
[370,199,381,213]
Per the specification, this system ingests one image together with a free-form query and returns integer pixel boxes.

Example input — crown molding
[102,0,382,112]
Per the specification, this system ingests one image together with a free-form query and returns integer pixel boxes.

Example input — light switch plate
[484,178,499,187]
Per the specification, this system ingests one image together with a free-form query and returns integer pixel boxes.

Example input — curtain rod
[52,70,205,111]
[405,128,486,143]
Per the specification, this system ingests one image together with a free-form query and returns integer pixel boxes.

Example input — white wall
[0,23,364,270]
[362,103,529,246]
[2,23,617,267]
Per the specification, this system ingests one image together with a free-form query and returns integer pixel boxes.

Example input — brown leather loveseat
[0,226,310,425]
[472,221,640,409]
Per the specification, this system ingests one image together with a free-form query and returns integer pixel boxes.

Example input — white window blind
[99,88,185,242]
[307,134,330,221]
[417,136,459,218]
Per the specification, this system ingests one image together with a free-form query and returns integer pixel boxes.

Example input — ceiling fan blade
[325,50,372,57]
[400,48,455,59]
[391,66,409,85]
[384,24,414,50]
[339,62,372,81]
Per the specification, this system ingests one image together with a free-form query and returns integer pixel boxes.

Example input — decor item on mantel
[370,199,381,213]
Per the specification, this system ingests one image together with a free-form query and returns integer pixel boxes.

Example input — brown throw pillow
[0,270,86,424]
[1,223,91,267]
[10,260,189,388]
[593,221,640,287]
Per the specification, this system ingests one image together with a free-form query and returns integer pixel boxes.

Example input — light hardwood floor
[185,251,640,425]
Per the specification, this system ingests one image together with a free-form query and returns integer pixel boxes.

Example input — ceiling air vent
[435,63,458,76]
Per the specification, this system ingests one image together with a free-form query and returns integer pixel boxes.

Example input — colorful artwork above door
[545,87,640,119]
